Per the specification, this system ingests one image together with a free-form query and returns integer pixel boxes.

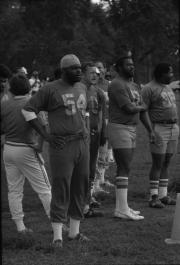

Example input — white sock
[51,222,63,242]
[159,179,168,199]
[69,218,80,238]
[99,167,105,184]
[14,219,26,232]
[115,176,129,213]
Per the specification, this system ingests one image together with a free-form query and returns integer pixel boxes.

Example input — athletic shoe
[68,233,90,242]
[18,228,33,235]
[84,208,104,218]
[90,197,101,208]
[149,194,165,208]
[102,180,115,188]
[129,208,141,215]
[51,239,63,249]
[160,196,176,205]
[114,210,144,220]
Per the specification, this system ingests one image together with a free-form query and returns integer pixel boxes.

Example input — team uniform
[1,95,51,231]
[107,76,144,220]
[142,80,179,154]
[22,79,89,223]
[142,80,179,202]
[107,77,141,148]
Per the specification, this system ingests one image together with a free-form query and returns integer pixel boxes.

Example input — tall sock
[149,180,159,200]
[159,179,168,199]
[98,166,105,184]
[115,176,129,213]
[51,222,63,242]
[69,218,80,238]
[14,218,26,232]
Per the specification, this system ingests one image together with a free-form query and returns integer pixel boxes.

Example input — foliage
[0,0,179,80]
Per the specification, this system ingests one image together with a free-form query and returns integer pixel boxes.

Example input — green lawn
[1,123,180,265]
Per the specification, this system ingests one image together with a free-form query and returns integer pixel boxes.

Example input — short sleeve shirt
[23,79,88,136]
[108,77,141,125]
[86,85,105,131]
[141,80,178,122]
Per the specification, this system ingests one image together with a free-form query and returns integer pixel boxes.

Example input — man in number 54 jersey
[22,54,90,248]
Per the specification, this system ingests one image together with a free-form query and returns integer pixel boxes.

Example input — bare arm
[140,111,155,143]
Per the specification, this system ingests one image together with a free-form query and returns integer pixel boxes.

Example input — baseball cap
[60,54,81,69]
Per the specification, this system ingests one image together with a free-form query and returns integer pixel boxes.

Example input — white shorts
[151,123,179,154]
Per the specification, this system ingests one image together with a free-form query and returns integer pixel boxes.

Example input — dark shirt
[108,77,142,125]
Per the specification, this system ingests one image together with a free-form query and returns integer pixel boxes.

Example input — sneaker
[18,228,33,235]
[149,195,165,208]
[84,208,104,218]
[51,239,63,249]
[68,233,90,242]
[129,208,141,215]
[114,210,144,220]
[90,197,101,208]
[160,196,176,205]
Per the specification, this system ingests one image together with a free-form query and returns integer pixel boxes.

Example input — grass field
[1,123,180,265]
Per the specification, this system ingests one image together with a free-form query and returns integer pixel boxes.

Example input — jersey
[23,79,88,136]
[86,85,106,132]
[108,77,142,125]
[142,80,178,122]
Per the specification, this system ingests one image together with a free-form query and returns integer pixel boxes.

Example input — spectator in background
[0,64,12,102]
[16,67,28,76]
[81,62,106,218]
[29,70,41,93]
[0,64,12,148]
[142,63,179,208]
[94,61,114,193]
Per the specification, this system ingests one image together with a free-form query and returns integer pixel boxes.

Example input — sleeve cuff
[21,109,37,121]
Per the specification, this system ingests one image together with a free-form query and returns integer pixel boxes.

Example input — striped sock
[115,176,129,213]
[149,180,159,200]
[159,179,168,199]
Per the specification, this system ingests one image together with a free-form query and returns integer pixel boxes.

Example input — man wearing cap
[22,54,90,248]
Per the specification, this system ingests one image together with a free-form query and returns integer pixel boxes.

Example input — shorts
[151,123,179,154]
[107,122,137,149]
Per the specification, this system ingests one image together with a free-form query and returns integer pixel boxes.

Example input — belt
[155,120,177,124]
[63,132,88,142]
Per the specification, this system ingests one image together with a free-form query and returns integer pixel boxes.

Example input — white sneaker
[129,208,141,215]
[114,210,144,221]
